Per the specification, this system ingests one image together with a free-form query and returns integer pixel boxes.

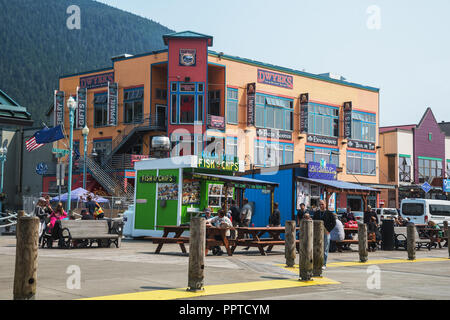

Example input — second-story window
[351,111,376,142]
[307,103,339,137]
[399,155,412,182]
[124,88,144,124]
[227,88,238,124]
[255,94,293,131]
[94,93,108,127]
[209,90,221,116]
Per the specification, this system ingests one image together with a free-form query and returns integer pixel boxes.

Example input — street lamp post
[81,125,89,190]
[67,96,77,213]
[0,147,7,213]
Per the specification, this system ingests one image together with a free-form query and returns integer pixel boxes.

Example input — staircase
[86,156,134,198]
[102,114,166,166]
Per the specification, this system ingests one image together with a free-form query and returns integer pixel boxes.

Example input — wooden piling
[299,219,313,281]
[444,221,449,258]
[358,222,368,263]
[13,216,39,300]
[313,220,324,277]
[15,210,25,239]
[407,223,416,260]
[285,220,296,267]
[187,217,206,292]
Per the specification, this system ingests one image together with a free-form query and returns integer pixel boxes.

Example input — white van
[400,198,450,226]
[375,208,398,220]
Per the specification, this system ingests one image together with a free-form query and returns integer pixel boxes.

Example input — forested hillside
[0,0,173,124]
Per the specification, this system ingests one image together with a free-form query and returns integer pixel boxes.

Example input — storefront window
[305,147,339,167]
[347,151,375,175]
[93,93,108,127]
[307,103,339,138]
[227,88,238,124]
[418,157,442,183]
[399,156,412,182]
[351,111,376,142]
[124,88,143,124]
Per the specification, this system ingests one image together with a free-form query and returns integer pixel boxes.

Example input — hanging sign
[107,82,118,126]
[343,101,352,139]
[256,128,292,140]
[246,83,256,126]
[76,87,87,128]
[299,93,309,133]
[54,90,65,126]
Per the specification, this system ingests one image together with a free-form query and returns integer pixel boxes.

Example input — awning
[296,176,380,194]
[187,172,279,190]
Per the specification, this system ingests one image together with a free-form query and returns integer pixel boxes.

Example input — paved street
[1,235,449,300]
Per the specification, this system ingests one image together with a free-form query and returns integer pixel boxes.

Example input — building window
[399,155,412,182]
[227,88,238,124]
[226,137,238,160]
[418,157,442,183]
[208,90,221,116]
[204,136,224,158]
[429,133,432,141]
[93,93,108,127]
[93,139,112,160]
[351,111,376,142]
[305,147,339,167]
[255,94,293,131]
[347,151,376,175]
[171,134,202,157]
[124,88,143,124]
[254,139,293,167]
[170,81,204,124]
[307,103,339,137]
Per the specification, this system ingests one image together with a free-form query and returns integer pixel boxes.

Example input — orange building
[56,31,382,209]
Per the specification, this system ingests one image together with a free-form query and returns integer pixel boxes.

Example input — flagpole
[66,97,77,214]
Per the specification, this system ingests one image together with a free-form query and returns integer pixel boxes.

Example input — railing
[0,211,30,230]
[108,114,166,158]
[86,156,122,196]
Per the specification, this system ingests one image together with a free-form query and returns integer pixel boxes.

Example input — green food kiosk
[131,155,278,237]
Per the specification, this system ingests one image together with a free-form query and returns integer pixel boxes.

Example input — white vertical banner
[328,193,336,212]
[54,90,65,126]
[107,82,118,126]
[76,87,87,128]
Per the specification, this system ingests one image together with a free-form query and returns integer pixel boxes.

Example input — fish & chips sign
[198,157,240,172]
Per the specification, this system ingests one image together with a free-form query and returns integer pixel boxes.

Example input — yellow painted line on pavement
[81,277,340,300]
[279,257,450,273]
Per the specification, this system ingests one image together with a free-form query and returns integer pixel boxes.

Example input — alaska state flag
[34,125,64,144]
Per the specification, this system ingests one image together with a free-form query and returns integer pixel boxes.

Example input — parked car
[374,208,399,220]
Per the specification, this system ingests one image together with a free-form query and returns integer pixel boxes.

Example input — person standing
[329,213,345,252]
[240,198,252,227]
[34,197,49,244]
[268,202,281,227]
[363,205,378,225]
[313,200,336,269]
[296,203,307,225]
[85,195,103,219]
[229,200,240,239]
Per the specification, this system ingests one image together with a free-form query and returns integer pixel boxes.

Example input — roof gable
[163,31,213,46]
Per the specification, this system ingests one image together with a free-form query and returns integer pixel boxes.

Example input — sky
[97,0,450,127]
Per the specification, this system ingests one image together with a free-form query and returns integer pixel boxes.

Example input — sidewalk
[0,235,449,300]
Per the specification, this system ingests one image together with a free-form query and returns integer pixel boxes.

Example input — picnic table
[231,226,299,256]
[151,225,235,256]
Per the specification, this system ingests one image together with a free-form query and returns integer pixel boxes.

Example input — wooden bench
[394,226,432,250]
[42,220,121,248]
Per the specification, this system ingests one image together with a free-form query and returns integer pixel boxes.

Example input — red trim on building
[347,147,377,153]
[305,143,339,149]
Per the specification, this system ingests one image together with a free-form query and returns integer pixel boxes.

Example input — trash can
[381,219,395,250]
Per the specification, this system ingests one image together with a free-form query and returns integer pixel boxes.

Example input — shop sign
[299,93,309,133]
[54,90,65,126]
[179,49,196,66]
[197,157,240,172]
[343,101,352,139]
[80,72,114,89]
[256,128,292,140]
[35,162,48,175]
[347,140,375,151]
[131,155,150,163]
[443,179,450,192]
[76,87,87,128]
[257,69,293,89]
[246,83,256,126]
[306,134,338,146]
[208,115,225,130]
[107,82,118,126]
[139,175,177,183]
[308,161,337,180]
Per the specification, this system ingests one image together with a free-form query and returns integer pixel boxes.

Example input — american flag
[25,136,44,152]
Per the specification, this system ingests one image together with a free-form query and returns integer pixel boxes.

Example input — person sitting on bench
[206,209,232,256]
[46,202,67,247]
